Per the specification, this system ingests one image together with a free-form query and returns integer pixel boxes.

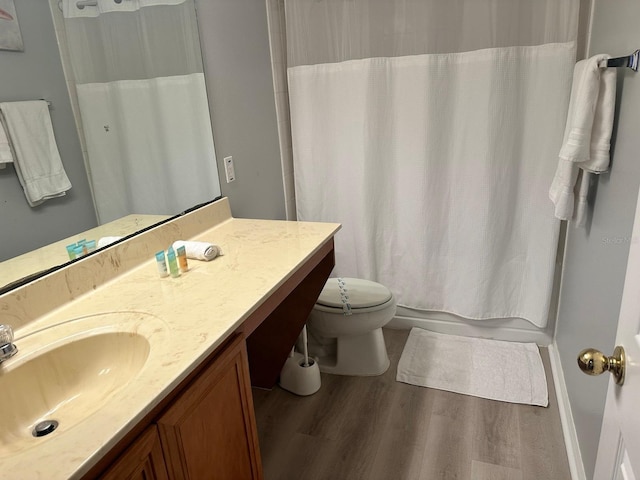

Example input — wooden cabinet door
[157,335,263,480]
[99,425,169,480]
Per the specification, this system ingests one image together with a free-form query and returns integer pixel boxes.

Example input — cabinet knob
[577,345,625,385]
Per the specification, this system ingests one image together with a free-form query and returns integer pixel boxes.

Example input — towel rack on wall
[606,50,639,72]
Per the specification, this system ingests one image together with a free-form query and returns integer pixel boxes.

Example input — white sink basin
[0,311,167,456]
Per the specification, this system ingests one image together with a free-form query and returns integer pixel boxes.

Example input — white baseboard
[388,314,553,345]
[548,342,587,480]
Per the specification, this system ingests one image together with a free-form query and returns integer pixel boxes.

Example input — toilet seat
[315,278,393,313]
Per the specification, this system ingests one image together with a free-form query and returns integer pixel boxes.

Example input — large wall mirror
[0,0,222,290]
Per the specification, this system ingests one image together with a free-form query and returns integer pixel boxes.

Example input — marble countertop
[1,201,340,479]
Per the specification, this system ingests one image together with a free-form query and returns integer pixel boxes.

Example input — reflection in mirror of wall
[57,0,221,225]
[58,0,220,223]
[0,0,221,287]
[0,0,97,262]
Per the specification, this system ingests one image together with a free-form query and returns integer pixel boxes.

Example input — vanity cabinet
[95,335,262,480]
[78,233,336,480]
[99,425,169,480]
[157,335,262,479]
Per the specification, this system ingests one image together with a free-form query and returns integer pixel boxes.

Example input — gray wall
[555,1,640,478]
[0,1,96,262]
[195,0,285,220]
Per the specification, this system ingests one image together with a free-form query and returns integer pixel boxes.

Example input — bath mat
[396,328,548,407]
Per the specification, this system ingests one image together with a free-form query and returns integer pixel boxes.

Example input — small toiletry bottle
[167,247,180,278]
[77,239,88,255]
[66,243,77,260]
[176,245,189,273]
[73,245,85,258]
[156,251,169,278]
[86,240,97,253]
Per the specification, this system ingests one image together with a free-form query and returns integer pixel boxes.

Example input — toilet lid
[316,278,393,309]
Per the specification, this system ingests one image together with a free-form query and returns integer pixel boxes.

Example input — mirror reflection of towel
[0,120,13,170]
[0,101,72,207]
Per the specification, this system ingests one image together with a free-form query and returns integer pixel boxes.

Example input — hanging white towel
[549,55,616,225]
[0,120,13,169]
[0,101,72,207]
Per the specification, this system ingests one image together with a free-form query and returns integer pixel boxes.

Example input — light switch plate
[224,156,236,183]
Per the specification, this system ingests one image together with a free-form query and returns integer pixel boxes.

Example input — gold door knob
[577,346,625,385]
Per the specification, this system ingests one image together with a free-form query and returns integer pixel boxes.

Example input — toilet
[305,277,396,376]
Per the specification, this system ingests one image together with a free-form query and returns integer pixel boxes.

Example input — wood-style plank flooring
[252,328,571,480]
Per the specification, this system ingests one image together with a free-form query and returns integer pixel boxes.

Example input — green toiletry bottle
[167,247,180,278]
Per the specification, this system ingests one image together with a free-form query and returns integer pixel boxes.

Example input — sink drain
[32,420,58,437]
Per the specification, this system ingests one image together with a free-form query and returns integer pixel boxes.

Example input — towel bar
[606,49,639,72]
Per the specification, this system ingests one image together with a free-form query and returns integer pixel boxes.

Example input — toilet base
[311,328,390,376]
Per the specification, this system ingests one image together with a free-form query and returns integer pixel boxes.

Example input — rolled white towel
[97,236,123,248]
[173,240,221,261]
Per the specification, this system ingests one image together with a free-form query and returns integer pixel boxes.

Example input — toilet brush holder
[278,352,321,396]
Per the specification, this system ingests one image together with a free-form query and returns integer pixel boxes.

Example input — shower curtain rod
[606,49,639,71]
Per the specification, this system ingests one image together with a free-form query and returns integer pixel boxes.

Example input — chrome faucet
[0,325,17,362]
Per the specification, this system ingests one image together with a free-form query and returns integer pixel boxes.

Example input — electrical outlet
[224,156,236,183]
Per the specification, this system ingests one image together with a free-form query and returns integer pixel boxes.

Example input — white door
[592,187,640,479]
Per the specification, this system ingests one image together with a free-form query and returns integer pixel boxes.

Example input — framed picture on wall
[0,0,23,52]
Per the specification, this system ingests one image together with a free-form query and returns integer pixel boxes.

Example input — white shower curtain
[62,0,220,223]
[287,0,579,328]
